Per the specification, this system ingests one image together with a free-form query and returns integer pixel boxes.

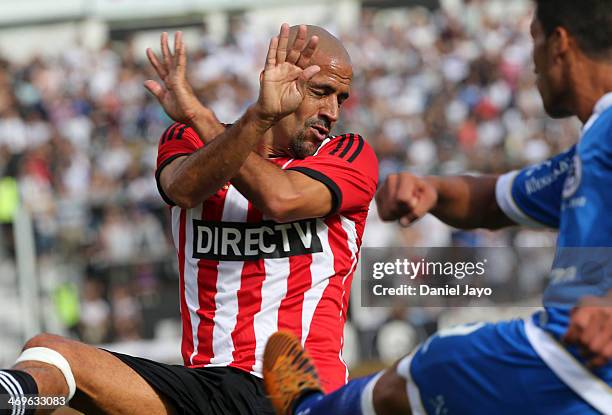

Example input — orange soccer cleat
[263,331,323,415]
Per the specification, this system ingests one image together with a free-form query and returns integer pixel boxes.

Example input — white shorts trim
[0,371,24,415]
[523,318,612,415]
[396,351,427,415]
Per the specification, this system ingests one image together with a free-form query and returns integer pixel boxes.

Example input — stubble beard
[289,128,317,159]
[289,118,331,159]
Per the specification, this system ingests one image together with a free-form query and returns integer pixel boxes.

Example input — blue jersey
[496,93,612,318]
[400,93,612,415]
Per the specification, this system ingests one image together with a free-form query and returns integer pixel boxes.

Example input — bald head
[288,25,352,68]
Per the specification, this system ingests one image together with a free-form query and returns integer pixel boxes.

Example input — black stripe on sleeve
[165,124,180,142]
[287,166,343,214]
[338,134,355,159]
[329,135,347,155]
[155,153,192,206]
[160,123,178,144]
[175,125,187,140]
[347,135,364,163]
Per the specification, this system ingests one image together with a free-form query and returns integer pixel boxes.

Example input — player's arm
[146,27,321,208]
[428,175,513,229]
[232,153,333,222]
[378,148,574,229]
[229,130,379,224]
[158,111,273,208]
[376,173,513,229]
[162,139,333,221]
[206,132,376,222]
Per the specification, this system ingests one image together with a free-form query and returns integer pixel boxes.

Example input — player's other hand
[563,291,612,368]
[253,24,320,124]
[376,173,438,226]
[144,32,210,125]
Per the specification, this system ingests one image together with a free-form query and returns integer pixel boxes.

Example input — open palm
[257,24,320,122]
[144,31,206,124]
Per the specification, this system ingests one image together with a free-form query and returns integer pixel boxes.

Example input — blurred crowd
[0,0,572,358]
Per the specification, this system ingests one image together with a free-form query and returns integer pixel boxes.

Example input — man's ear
[549,26,571,62]
[260,70,264,82]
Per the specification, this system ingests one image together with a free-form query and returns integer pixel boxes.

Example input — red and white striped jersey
[156,123,378,393]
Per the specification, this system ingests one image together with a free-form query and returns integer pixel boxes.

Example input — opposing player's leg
[0,333,175,414]
[264,316,611,415]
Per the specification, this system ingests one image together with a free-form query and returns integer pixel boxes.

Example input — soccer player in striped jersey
[0,24,376,415]
[263,1,612,414]
[141,23,377,412]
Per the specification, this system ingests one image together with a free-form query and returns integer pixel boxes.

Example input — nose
[319,96,339,124]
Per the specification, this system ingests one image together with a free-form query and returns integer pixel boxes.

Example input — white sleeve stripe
[495,171,547,228]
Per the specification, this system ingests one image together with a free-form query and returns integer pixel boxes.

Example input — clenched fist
[376,173,438,226]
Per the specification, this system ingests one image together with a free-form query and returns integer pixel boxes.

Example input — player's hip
[109,351,274,415]
[403,316,611,414]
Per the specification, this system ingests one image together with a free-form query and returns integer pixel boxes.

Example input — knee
[18,333,77,399]
[23,333,67,352]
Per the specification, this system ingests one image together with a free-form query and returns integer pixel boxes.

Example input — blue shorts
[397,313,612,415]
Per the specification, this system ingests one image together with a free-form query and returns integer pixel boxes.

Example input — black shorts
[109,351,275,415]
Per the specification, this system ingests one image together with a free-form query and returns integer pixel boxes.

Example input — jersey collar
[583,91,612,134]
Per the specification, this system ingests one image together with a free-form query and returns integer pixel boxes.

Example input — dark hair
[535,0,612,58]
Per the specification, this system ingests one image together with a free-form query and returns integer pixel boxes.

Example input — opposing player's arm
[376,173,512,229]
[378,147,575,229]
[427,175,514,229]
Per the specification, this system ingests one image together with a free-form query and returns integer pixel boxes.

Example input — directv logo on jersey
[192,219,324,261]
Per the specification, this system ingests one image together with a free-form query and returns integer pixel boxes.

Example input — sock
[0,369,39,415]
[294,372,383,415]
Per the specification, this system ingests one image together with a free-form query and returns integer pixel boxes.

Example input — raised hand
[144,31,208,125]
[376,173,439,226]
[255,23,320,123]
